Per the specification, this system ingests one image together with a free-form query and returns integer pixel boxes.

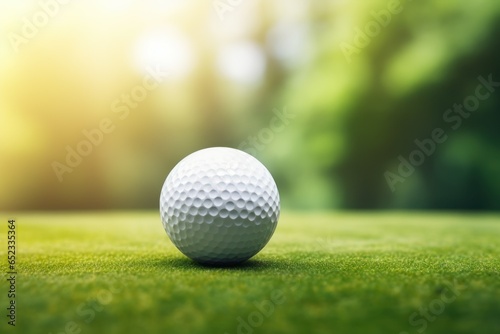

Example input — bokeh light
[1,0,499,211]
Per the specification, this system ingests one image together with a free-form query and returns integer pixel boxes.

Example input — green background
[1,0,499,211]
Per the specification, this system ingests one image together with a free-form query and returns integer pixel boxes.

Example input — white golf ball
[159,147,280,265]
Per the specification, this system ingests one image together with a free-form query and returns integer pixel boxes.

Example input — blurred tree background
[1,0,499,211]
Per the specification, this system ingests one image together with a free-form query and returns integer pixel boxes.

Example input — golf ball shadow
[159,256,279,271]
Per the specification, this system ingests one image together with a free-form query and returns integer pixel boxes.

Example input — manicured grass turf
[2,212,500,334]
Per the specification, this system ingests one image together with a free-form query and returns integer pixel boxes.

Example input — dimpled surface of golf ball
[160,147,280,265]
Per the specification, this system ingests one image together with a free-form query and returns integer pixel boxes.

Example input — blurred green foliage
[260,0,500,210]
[1,0,499,210]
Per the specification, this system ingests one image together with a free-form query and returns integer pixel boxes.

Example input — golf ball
[159,147,280,265]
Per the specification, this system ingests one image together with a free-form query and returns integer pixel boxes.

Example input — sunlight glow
[133,27,195,80]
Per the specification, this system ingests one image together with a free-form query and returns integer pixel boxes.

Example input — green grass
[2,212,500,334]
